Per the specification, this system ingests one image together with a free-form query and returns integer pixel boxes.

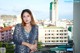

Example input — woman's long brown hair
[21,9,36,26]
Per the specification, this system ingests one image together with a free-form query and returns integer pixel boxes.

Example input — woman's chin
[25,22,30,24]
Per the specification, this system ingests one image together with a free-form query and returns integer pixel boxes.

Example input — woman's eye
[27,15,29,17]
[23,15,30,18]
[23,16,25,18]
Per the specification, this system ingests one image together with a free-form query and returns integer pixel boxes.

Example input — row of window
[1,33,12,36]
[45,33,67,36]
[45,30,67,32]
[1,37,12,39]
[45,37,68,39]
[45,40,68,42]
[0,30,12,33]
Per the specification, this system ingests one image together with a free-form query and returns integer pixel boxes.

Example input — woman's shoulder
[15,23,22,28]
[33,25,38,29]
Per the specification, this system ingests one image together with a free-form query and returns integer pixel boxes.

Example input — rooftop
[43,26,65,29]
[0,26,13,32]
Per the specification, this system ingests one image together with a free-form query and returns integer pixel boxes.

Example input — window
[48,34,50,35]
[45,37,46,39]
[48,37,50,39]
[45,40,50,42]
[60,40,63,42]
[64,37,67,39]
[2,37,4,39]
[48,41,50,42]
[56,40,59,42]
[45,34,47,36]
[52,37,55,39]
[52,40,55,42]
[60,37,63,39]
[9,30,11,31]
[62,34,63,35]
[60,33,63,35]
[45,41,46,42]
[9,33,11,35]
[52,34,54,35]
[45,41,47,42]
[64,30,67,32]
[1,34,4,36]
[60,30,63,32]
[57,34,58,35]
[64,40,67,42]
[56,37,59,39]
[60,34,61,35]
[48,30,50,32]
[64,33,67,35]
[45,37,50,39]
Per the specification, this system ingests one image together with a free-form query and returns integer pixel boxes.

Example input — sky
[0,0,73,20]
[58,0,73,20]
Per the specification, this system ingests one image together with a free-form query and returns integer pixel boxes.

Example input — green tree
[0,41,3,47]
[68,26,72,32]
[0,42,14,53]
[3,23,6,27]
[37,41,43,50]
[6,43,14,53]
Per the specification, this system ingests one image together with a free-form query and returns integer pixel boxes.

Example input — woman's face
[22,12,31,24]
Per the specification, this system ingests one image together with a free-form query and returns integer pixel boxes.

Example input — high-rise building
[50,0,58,26]
[50,2,53,21]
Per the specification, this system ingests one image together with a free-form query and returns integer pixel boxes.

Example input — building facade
[0,26,13,41]
[38,25,68,46]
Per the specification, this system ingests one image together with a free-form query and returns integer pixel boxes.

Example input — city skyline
[0,0,73,20]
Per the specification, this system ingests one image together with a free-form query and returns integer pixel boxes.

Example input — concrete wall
[73,0,80,53]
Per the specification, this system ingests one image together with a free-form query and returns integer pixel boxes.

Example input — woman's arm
[13,24,29,45]
[34,25,38,44]
[13,24,23,45]
[22,41,37,52]
[30,25,38,52]
[22,42,31,47]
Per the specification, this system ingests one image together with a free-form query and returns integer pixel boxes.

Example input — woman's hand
[29,44,37,51]
[22,42,37,52]
[30,44,37,53]
[30,50,34,53]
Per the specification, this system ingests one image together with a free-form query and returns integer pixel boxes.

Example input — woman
[13,9,38,53]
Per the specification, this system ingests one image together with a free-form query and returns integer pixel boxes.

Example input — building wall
[38,26,45,43]
[38,26,68,46]
[0,29,13,41]
[73,1,80,53]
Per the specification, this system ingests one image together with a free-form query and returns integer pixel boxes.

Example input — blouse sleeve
[13,24,23,45]
[34,25,38,43]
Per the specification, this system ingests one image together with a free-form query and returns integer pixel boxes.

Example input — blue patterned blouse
[13,23,38,53]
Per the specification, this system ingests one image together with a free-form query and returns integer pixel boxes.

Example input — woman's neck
[25,23,31,27]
